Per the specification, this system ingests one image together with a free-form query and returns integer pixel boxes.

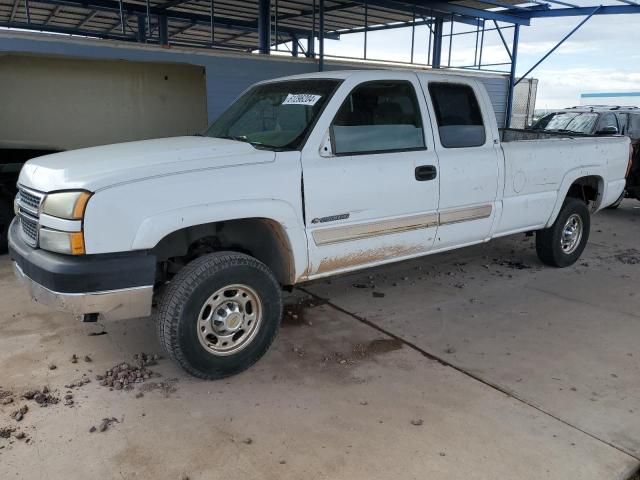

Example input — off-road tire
[536,197,590,268]
[0,199,11,254]
[156,252,282,379]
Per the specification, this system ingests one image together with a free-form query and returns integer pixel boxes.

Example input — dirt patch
[321,338,404,366]
[90,417,120,433]
[353,338,403,358]
[282,297,327,327]
[96,353,161,391]
[0,389,14,405]
[615,249,640,265]
[138,378,179,398]
[492,258,532,270]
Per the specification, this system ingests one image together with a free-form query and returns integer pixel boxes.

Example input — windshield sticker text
[282,94,322,106]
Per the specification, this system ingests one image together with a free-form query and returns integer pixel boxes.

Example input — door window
[428,83,486,148]
[331,81,425,155]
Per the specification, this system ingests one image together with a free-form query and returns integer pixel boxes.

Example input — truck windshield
[532,112,599,134]
[205,79,341,150]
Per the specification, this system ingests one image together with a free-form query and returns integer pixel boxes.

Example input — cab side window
[617,113,629,135]
[428,83,486,148]
[628,114,640,139]
[597,113,618,133]
[331,81,425,155]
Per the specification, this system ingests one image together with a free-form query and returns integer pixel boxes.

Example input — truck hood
[18,136,275,192]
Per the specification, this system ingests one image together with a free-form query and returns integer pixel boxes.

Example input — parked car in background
[531,106,640,206]
[9,71,632,379]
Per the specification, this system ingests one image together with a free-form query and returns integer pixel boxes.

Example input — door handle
[415,165,437,181]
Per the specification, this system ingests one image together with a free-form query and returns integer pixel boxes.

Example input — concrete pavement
[0,201,639,479]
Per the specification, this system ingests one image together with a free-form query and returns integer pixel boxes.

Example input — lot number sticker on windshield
[282,93,322,106]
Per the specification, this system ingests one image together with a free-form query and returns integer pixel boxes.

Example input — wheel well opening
[566,175,603,211]
[152,218,295,286]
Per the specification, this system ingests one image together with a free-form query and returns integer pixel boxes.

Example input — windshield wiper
[221,135,266,147]
[221,135,250,143]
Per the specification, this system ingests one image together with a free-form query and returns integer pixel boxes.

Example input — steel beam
[523,4,640,17]
[44,5,63,25]
[515,6,601,85]
[1,20,134,40]
[258,0,270,53]
[352,0,489,27]
[318,0,324,71]
[411,0,530,25]
[431,17,443,68]
[32,0,338,40]
[136,14,146,41]
[505,23,519,128]
[9,0,19,22]
[493,19,511,59]
[77,10,99,28]
[158,14,168,44]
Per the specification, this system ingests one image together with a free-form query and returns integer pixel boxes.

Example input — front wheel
[156,252,282,379]
[536,198,590,268]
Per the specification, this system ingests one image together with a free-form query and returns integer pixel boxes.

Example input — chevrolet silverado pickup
[8,70,631,379]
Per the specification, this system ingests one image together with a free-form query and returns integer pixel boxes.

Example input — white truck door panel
[301,75,439,277]
[419,77,501,249]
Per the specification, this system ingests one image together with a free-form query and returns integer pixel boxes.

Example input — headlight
[39,228,86,255]
[37,190,91,255]
[42,191,91,220]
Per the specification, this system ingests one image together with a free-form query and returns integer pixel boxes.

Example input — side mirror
[319,129,333,157]
[596,126,619,135]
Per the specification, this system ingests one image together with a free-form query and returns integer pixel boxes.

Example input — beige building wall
[0,54,208,151]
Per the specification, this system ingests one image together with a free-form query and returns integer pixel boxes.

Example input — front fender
[545,165,604,228]
[132,199,308,281]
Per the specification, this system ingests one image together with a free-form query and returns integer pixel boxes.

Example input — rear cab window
[428,83,486,148]
[331,81,425,155]
[628,114,640,139]
[597,113,619,133]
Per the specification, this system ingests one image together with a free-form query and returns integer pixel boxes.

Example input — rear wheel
[156,252,282,379]
[536,198,590,268]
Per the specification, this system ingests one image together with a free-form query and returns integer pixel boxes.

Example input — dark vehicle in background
[532,106,640,207]
[0,147,60,252]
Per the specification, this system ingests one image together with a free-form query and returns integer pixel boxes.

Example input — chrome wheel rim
[560,214,583,255]
[196,284,263,356]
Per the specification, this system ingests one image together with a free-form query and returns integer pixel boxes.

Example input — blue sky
[320,5,640,109]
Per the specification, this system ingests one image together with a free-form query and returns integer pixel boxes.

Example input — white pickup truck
[9,70,630,379]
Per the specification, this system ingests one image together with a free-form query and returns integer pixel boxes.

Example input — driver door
[300,74,440,277]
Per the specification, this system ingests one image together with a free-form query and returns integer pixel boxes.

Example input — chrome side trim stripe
[439,204,493,226]
[313,212,438,246]
[312,204,492,246]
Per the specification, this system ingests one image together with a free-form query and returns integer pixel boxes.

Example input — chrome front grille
[20,213,38,244]
[16,186,44,247]
[18,187,43,214]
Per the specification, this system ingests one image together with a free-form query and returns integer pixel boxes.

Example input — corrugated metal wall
[0,31,509,130]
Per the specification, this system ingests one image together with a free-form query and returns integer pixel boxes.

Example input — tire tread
[156,252,281,380]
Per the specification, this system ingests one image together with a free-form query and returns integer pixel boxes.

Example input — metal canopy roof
[1,0,638,52]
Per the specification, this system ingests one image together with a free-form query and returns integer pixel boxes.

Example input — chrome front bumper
[13,262,153,321]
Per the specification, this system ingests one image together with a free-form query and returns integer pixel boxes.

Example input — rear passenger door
[301,76,440,277]
[420,79,500,249]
